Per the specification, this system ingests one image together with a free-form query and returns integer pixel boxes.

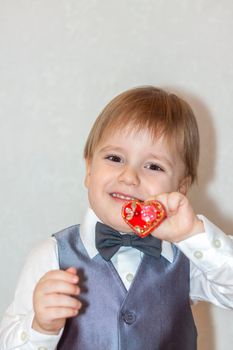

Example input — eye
[145,163,165,172]
[104,154,123,163]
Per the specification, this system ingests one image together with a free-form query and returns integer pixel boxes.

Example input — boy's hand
[32,267,82,335]
[150,192,204,242]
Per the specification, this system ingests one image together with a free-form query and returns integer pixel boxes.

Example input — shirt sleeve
[176,215,233,309]
[0,238,63,350]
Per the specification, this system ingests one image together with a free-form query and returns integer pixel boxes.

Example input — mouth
[110,192,142,202]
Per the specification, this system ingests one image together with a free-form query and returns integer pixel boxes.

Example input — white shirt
[0,208,233,350]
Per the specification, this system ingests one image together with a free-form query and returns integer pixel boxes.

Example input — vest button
[122,310,136,324]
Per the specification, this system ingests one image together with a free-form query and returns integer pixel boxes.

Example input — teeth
[112,193,135,200]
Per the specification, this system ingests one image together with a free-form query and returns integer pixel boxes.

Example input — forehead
[98,122,181,155]
[100,125,157,144]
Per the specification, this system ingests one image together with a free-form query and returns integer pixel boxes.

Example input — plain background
[0,1,233,349]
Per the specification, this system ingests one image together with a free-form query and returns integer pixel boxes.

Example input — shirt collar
[80,207,174,263]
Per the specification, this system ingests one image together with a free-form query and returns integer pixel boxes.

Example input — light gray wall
[0,1,233,349]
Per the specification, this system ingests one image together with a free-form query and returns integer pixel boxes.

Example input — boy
[0,86,233,350]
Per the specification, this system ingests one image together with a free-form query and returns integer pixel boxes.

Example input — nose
[118,165,140,186]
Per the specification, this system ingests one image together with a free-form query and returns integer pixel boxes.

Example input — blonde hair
[84,86,199,184]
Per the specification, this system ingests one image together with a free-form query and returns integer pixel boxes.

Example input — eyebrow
[98,145,124,153]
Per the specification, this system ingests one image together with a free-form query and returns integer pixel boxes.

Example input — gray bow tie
[95,222,162,261]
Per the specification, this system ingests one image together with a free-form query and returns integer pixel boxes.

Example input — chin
[107,220,132,234]
[97,213,132,233]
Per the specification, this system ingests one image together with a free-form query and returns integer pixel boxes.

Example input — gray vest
[54,225,197,350]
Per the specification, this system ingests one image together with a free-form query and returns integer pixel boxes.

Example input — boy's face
[85,127,189,232]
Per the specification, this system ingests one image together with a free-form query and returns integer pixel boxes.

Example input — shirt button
[20,331,28,342]
[213,239,221,248]
[122,310,136,324]
[126,273,134,282]
[194,250,203,259]
[38,347,48,350]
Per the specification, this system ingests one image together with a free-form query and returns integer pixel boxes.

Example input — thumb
[166,192,187,214]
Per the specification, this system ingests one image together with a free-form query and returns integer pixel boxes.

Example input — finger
[166,192,187,213]
[43,306,80,321]
[66,267,77,276]
[43,294,82,310]
[40,269,79,284]
[38,279,80,296]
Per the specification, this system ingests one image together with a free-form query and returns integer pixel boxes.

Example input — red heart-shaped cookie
[122,200,167,238]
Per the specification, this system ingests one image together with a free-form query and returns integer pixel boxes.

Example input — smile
[111,192,139,201]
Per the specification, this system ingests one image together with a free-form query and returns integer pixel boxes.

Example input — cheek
[84,161,100,188]
[86,170,107,196]
[145,176,177,194]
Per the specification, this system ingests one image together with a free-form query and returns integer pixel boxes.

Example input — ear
[178,176,191,195]
[84,158,91,188]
